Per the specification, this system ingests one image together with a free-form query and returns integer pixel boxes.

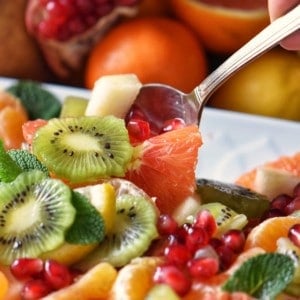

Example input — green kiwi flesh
[32,116,133,183]
[0,170,75,265]
[199,202,248,237]
[196,178,270,218]
[75,179,158,270]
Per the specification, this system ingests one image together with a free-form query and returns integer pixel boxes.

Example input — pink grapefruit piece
[125,125,202,215]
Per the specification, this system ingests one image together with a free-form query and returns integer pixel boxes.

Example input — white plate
[1,76,299,183]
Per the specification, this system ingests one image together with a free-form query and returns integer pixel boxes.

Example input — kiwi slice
[0,170,76,265]
[196,178,270,218]
[32,116,133,183]
[75,179,158,271]
[199,202,248,237]
[59,96,88,118]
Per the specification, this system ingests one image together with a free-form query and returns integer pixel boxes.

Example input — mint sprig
[66,191,105,245]
[222,252,295,299]
[0,140,22,182]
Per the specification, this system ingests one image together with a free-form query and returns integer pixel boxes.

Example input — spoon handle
[194,4,300,110]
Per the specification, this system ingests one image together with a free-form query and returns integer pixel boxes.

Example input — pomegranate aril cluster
[10,258,79,299]
[37,0,141,41]
[126,105,186,144]
[154,211,246,296]
[262,182,300,220]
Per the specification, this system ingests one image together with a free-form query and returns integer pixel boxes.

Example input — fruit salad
[0,75,299,300]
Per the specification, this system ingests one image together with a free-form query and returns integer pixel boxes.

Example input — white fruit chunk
[85,74,142,118]
[254,166,300,200]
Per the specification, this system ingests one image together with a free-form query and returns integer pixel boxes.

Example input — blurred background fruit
[84,17,208,93]
[169,0,270,54]
[137,0,170,16]
[0,0,54,82]
[208,48,300,121]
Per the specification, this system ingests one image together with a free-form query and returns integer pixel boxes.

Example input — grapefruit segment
[125,125,202,215]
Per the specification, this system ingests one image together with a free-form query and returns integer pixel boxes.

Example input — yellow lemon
[209,48,300,121]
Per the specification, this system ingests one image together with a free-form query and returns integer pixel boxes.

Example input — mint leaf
[222,253,295,299]
[8,149,49,176]
[66,191,105,245]
[0,140,22,182]
[7,80,61,120]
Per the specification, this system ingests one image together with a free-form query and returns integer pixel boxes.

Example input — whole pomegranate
[25,0,141,82]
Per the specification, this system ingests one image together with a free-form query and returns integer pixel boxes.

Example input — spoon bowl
[132,5,300,128]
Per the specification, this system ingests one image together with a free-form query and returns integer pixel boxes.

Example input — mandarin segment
[0,270,9,300]
[244,216,300,252]
[109,257,163,300]
[42,262,117,300]
[0,91,28,150]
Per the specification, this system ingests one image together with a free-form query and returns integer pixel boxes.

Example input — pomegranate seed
[194,245,219,261]
[164,244,191,266]
[293,183,300,198]
[127,119,151,144]
[43,259,72,290]
[288,224,300,247]
[193,210,217,237]
[126,105,147,123]
[161,118,186,133]
[185,227,209,253]
[270,194,293,211]
[187,257,219,278]
[157,214,178,236]
[221,229,245,254]
[216,245,236,270]
[21,279,52,300]
[10,258,44,280]
[284,197,300,215]
[209,237,223,250]
[153,265,191,296]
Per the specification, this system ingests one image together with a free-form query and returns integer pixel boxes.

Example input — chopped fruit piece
[41,262,117,300]
[245,216,300,252]
[126,125,202,215]
[85,74,142,119]
[109,257,163,300]
[0,90,28,150]
[127,118,151,145]
[22,119,48,145]
[0,271,8,300]
[75,182,117,234]
[21,279,52,300]
[10,258,43,280]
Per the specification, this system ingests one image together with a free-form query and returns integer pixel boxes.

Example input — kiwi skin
[196,178,270,218]
[32,116,133,184]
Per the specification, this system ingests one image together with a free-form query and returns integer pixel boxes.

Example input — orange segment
[169,0,269,54]
[84,17,207,93]
[236,152,300,190]
[0,270,9,300]
[244,216,300,252]
[42,262,117,300]
[109,256,162,300]
[0,91,28,150]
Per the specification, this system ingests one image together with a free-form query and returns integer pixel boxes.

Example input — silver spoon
[132,5,300,130]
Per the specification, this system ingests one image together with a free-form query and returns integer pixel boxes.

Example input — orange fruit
[125,125,202,215]
[236,152,300,190]
[169,0,270,54]
[84,17,207,93]
[109,256,162,300]
[244,216,300,252]
[0,91,28,150]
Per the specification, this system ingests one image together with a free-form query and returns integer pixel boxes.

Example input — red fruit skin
[125,125,202,215]
[25,0,139,78]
